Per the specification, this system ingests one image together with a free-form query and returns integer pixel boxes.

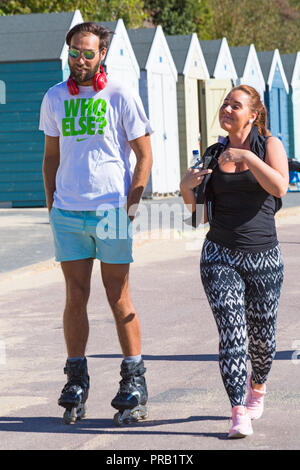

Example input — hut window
[120,49,124,56]
[194,61,198,67]
[159,56,163,63]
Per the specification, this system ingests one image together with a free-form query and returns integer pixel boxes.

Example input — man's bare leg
[58,258,93,423]
[100,262,141,357]
[61,258,94,357]
[101,261,148,425]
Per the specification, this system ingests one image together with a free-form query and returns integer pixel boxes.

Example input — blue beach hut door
[268,68,289,156]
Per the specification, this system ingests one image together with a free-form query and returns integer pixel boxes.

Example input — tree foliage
[0,0,300,53]
[94,0,146,28]
[208,0,300,53]
[0,1,97,17]
[0,0,146,27]
[144,0,213,39]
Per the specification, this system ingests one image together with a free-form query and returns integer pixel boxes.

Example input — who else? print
[62,97,107,137]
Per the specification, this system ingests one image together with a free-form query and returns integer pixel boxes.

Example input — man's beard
[69,60,100,84]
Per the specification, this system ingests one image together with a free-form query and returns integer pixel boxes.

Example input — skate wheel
[63,404,87,424]
[132,406,148,421]
[131,410,141,421]
[113,407,148,427]
[113,412,123,427]
[76,404,87,420]
[140,408,148,420]
[63,408,77,425]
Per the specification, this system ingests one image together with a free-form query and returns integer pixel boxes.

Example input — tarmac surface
[0,193,300,451]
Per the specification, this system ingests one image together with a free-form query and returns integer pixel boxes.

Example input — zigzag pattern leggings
[200,239,284,408]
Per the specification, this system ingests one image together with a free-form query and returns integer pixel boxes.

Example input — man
[39,22,153,425]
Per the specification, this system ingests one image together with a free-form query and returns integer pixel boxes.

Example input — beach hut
[200,38,237,80]
[98,20,140,93]
[281,52,300,160]
[128,26,180,196]
[230,44,265,102]
[257,49,290,155]
[198,38,237,150]
[98,20,141,174]
[0,10,83,207]
[166,34,210,177]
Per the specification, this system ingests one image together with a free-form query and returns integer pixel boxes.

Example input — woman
[180,85,288,438]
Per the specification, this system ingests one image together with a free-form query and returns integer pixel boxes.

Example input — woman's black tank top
[206,166,278,252]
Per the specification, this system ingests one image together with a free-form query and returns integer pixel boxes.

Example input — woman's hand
[180,167,212,191]
[218,147,253,165]
[180,167,212,214]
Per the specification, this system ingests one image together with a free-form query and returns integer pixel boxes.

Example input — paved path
[0,201,299,450]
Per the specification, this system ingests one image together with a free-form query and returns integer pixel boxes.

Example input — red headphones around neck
[67,65,107,95]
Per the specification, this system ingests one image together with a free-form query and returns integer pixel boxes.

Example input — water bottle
[190,149,202,169]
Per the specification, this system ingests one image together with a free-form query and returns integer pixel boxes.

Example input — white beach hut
[198,38,237,149]
[128,26,180,196]
[281,52,300,160]
[230,44,265,102]
[166,33,210,176]
[99,19,140,92]
[257,49,290,155]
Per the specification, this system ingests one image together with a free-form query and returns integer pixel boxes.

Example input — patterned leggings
[200,239,284,408]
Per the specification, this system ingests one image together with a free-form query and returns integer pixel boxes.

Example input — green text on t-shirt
[62,98,107,137]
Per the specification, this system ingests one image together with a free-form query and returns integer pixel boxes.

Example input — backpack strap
[191,139,228,227]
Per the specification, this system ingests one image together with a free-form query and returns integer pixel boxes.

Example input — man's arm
[126,134,153,219]
[42,135,60,211]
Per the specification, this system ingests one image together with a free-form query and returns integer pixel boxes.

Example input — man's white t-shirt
[39,79,153,210]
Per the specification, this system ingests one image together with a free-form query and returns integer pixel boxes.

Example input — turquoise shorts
[49,207,133,264]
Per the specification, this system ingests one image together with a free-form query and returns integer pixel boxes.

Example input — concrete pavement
[0,200,299,450]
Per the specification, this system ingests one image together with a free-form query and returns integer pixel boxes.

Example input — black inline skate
[111,359,148,426]
[58,357,90,424]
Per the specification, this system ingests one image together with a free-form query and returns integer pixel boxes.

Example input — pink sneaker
[246,375,266,420]
[228,406,253,439]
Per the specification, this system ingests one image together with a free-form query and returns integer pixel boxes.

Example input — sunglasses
[68,48,99,60]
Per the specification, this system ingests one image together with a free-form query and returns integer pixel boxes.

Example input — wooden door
[148,72,167,193]
[269,86,289,155]
[162,73,180,192]
[279,87,289,156]
[269,87,280,138]
[199,79,235,152]
[185,76,200,168]
[292,88,300,159]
